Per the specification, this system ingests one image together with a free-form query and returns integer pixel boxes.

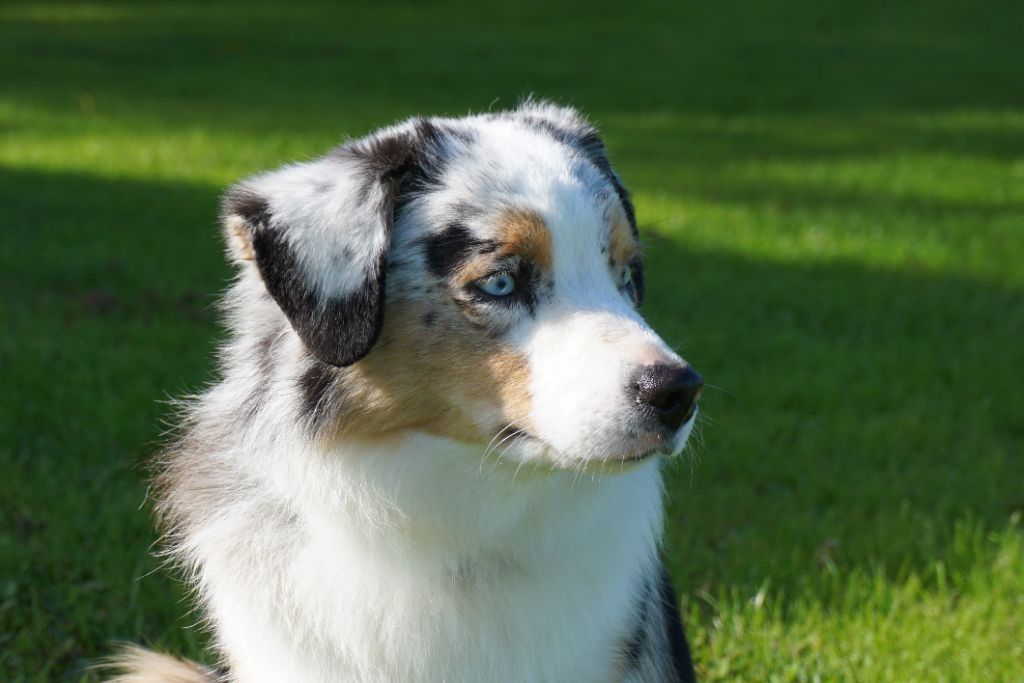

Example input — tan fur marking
[451,255,498,289]
[449,209,554,293]
[225,215,255,262]
[488,350,532,431]
[608,202,637,266]
[498,208,552,269]
[97,645,216,683]
[327,300,533,444]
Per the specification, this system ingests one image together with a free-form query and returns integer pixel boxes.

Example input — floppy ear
[222,130,417,367]
[514,100,638,234]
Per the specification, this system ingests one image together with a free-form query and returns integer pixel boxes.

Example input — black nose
[633,363,704,432]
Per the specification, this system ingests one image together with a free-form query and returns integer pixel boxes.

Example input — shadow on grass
[2,165,1022,678]
[2,0,1024,134]
[1,167,224,681]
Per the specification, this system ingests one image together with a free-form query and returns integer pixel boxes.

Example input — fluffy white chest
[197,435,665,683]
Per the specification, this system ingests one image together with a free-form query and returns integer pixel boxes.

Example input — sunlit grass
[691,520,1024,682]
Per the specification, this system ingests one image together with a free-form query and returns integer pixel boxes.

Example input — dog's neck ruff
[191,429,665,682]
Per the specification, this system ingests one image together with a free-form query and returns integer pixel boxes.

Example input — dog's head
[223,102,702,468]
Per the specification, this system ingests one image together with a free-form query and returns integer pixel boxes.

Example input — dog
[106,101,703,682]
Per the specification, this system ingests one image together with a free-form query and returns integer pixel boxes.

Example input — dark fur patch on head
[605,175,637,235]
[414,118,449,149]
[516,114,577,149]
[574,133,638,235]
[422,223,493,279]
[249,228,386,367]
[400,120,477,201]
[333,129,419,207]
[338,118,478,219]
[448,200,486,225]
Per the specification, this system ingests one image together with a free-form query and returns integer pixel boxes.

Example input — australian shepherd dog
[105,101,703,682]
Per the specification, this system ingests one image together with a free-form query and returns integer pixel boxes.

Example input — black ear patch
[248,227,386,368]
[221,121,458,367]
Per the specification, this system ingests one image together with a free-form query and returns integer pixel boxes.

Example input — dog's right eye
[476,271,517,298]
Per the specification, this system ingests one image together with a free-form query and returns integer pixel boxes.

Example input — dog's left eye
[477,272,516,297]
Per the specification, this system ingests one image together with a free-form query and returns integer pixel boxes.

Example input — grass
[1,0,1022,680]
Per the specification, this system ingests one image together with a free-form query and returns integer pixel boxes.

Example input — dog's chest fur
[187,432,665,683]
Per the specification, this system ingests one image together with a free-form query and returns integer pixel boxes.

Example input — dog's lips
[618,430,671,462]
[617,409,698,463]
[494,409,697,469]
[619,447,664,463]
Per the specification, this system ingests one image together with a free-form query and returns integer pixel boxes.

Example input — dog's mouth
[620,445,672,463]
[613,408,699,464]
[483,409,697,471]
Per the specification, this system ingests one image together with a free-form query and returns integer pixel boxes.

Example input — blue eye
[477,272,516,297]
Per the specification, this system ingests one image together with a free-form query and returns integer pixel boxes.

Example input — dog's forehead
[413,117,616,249]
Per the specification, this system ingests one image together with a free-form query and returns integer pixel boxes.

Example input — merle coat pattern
[105,101,701,683]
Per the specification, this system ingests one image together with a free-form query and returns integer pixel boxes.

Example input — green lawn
[2,1,1022,681]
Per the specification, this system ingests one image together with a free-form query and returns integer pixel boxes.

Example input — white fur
[192,430,664,682]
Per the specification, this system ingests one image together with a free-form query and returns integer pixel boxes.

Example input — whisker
[488,427,526,464]
[482,424,515,458]
[478,429,508,474]
[478,423,527,474]
[702,382,730,396]
[496,432,525,460]
[571,459,586,491]
[507,437,532,487]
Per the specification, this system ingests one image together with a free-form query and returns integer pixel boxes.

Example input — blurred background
[1,1,1022,680]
